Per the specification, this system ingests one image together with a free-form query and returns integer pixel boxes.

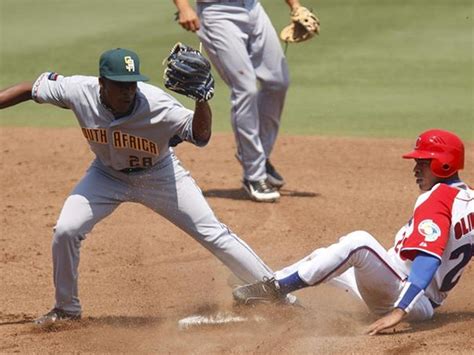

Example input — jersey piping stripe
[310,246,405,286]
[401,247,442,262]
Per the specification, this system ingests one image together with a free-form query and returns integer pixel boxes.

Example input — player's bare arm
[285,0,302,11]
[367,308,406,335]
[173,0,200,32]
[0,82,33,109]
[192,101,212,145]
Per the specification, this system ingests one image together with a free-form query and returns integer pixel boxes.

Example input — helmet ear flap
[430,158,455,178]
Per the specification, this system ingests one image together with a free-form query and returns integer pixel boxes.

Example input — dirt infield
[1,127,473,353]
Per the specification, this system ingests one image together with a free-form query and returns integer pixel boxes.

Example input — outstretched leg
[51,164,125,315]
[234,232,404,313]
[233,231,434,320]
[137,154,274,284]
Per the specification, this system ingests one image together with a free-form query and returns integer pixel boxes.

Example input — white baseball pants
[275,231,434,321]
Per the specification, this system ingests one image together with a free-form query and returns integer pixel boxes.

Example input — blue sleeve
[407,252,441,289]
[395,252,440,312]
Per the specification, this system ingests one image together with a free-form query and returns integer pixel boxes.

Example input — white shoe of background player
[243,179,280,202]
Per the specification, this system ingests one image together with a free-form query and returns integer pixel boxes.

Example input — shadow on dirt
[0,318,35,326]
[85,315,163,328]
[13,315,164,334]
[0,312,36,326]
[203,188,319,200]
[0,314,162,328]
[279,189,320,198]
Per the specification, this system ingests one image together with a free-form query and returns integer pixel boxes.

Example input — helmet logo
[414,136,421,149]
[429,135,446,145]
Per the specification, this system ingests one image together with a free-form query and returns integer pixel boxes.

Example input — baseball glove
[163,42,215,102]
[280,6,320,43]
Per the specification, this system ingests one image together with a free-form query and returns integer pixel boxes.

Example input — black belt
[120,167,146,174]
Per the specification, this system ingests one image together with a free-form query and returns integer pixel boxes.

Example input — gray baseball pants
[51,153,273,314]
[196,0,289,181]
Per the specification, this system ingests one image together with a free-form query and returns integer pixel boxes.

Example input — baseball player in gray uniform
[173,0,316,202]
[0,48,284,325]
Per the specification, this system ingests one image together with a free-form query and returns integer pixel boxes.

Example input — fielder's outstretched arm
[192,100,212,146]
[0,82,33,109]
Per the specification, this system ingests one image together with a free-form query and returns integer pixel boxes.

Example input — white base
[178,311,265,330]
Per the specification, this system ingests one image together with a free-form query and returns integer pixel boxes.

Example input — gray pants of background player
[197,0,289,181]
[52,153,273,314]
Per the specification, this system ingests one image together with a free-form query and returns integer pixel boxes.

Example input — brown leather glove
[280,6,320,43]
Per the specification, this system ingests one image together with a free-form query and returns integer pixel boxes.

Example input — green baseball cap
[99,48,149,82]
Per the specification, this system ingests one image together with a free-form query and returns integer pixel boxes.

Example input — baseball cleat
[242,179,280,202]
[34,308,81,327]
[233,277,286,305]
[265,160,285,188]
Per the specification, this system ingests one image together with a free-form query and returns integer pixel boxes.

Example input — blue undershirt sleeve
[395,252,441,312]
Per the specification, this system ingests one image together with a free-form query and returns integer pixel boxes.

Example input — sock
[277,271,309,294]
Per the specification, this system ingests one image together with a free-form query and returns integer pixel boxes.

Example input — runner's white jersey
[388,181,473,305]
[32,72,195,170]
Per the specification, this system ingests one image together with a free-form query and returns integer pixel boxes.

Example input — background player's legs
[197,4,266,182]
[250,2,289,158]
[136,155,274,283]
[52,164,125,314]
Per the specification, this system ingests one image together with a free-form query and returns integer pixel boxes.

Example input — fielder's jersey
[389,181,473,305]
[32,72,194,170]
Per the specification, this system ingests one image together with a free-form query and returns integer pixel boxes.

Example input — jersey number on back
[439,243,472,292]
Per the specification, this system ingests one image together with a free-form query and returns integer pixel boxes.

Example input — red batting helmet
[402,129,464,178]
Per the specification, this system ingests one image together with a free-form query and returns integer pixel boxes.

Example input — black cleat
[233,277,286,305]
[265,160,285,188]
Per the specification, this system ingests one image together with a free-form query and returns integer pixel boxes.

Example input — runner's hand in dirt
[367,308,406,335]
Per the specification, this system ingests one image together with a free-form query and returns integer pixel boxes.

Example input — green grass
[0,0,472,140]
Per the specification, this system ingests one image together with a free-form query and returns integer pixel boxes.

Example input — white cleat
[242,179,280,202]
[34,308,81,327]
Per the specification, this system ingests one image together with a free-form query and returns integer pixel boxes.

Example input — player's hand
[177,6,200,32]
[366,308,406,335]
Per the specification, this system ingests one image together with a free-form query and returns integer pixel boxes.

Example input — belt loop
[120,167,146,174]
